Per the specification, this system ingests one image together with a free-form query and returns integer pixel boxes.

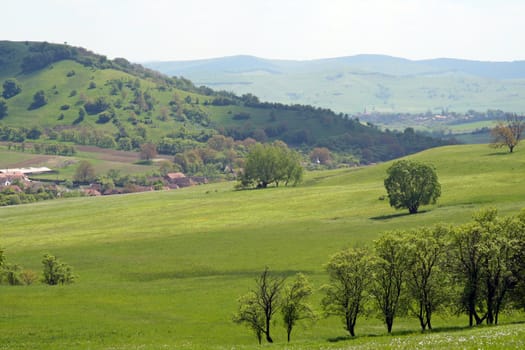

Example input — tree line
[234,208,525,343]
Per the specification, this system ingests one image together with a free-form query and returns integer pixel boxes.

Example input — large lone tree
[490,114,524,153]
[384,160,441,214]
[239,142,303,189]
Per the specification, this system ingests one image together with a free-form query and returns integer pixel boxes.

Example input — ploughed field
[1,144,524,349]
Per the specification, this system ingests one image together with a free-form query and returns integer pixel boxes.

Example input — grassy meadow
[1,144,525,349]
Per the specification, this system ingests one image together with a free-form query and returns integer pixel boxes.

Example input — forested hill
[0,41,450,164]
[145,54,525,114]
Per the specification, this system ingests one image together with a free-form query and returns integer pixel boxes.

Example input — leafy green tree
[234,267,285,343]
[510,210,525,311]
[281,273,314,342]
[233,293,265,344]
[384,160,441,214]
[28,90,47,110]
[322,248,372,337]
[2,79,22,99]
[74,160,96,183]
[490,114,524,153]
[447,209,519,326]
[0,98,7,119]
[404,226,450,331]
[118,137,132,151]
[239,142,303,188]
[41,253,75,285]
[371,233,409,333]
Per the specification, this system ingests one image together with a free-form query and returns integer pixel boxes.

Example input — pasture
[1,144,525,349]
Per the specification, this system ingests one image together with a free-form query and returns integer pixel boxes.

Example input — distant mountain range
[145,55,525,114]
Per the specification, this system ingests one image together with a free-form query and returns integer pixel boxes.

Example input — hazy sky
[3,0,524,62]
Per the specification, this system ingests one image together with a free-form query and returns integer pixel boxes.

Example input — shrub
[41,254,75,285]
[3,263,22,285]
[28,90,47,110]
[20,269,38,285]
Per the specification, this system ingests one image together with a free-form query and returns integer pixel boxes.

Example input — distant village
[0,167,208,206]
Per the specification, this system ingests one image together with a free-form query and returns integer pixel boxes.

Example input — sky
[3,0,524,62]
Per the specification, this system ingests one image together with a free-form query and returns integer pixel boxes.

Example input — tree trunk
[386,315,394,333]
[409,206,418,214]
[418,316,426,331]
[426,307,433,330]
[346,316,356,337]
[266,333,273,343]
[265,319,273,343]
[287,325,292,342]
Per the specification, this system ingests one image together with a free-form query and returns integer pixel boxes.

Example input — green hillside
[1,144,524,349]
[146,54,525,116]
[0,41,450,165]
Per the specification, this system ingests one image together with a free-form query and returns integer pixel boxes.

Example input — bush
[3,263,22,285]
[20,269,38,285]
[233,112,251,120]
[28,90,47,110]
[41,254,75,285]
[84,97,110,114]
[2,79,22,99]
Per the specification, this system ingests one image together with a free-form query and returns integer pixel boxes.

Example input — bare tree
[491,114,524,153]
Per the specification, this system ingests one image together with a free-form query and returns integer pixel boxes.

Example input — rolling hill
[0,41,450,165]
[145,54,525,115]
[1,144,524,348]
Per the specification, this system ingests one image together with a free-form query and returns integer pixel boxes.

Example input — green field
[1,144,525,349]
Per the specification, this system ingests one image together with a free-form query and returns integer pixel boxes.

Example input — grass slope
[0,58,377,155]
[1,144,525,349]
[146,55,525,114]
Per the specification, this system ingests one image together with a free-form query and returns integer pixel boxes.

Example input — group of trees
[233,268,314,344]
[327,209,525,335]
[235,209,525,343]
[0,249,74,286]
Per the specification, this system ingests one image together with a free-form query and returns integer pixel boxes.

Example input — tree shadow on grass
[370,210,428,221]
[486,151,513,156]
[124,268,316,282]
[327,320,525,343]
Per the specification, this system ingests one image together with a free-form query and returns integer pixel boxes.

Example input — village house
[0,171,29,187]
[164,172,208,189]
